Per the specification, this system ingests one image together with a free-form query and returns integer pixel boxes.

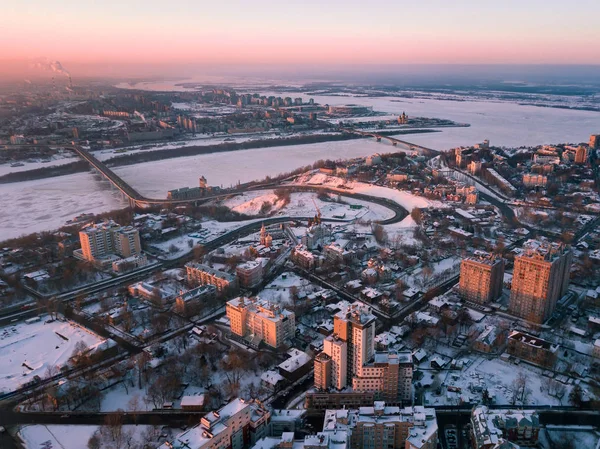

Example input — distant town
[0,79,599,449]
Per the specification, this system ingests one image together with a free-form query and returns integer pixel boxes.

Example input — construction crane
[312,198,322,225]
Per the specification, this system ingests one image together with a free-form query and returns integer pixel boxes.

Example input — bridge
[340,128,440,156]
[7,139,433,208]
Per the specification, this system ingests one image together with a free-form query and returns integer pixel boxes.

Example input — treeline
[0,161,90,183]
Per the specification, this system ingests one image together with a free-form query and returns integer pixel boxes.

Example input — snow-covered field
[148,218,262,259]
[19,425,99,449]
[0,154,78,177]
[19,424,158,449]
[425,356,571,407]
[0,171,128,241]
[258,272,315,305]
[0,319,106,394]
[223,190,395,222]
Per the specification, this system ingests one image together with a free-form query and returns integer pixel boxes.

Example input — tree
[569,384,583,408]
[372,223,388,244]
[511,372,531,405]
[150,287,163,307]
[411,208,423,225]
[554,382,567,405]
[482,389,491,405]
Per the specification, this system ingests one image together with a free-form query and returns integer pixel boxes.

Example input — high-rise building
[78,221,141,261]
[575,145,589,164]
[113,226,142,258]
[508,240,572,324]
[226,296,295,348]
[352,351,413,404]
[459,256,504,304]
[589,134,600,149]
[314,352,332,390]
[76,222,143,271]
[314,303,413,404]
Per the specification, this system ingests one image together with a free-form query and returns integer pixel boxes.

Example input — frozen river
[1,89,599,239]
[0,172,128,241]
[114,93,599,198]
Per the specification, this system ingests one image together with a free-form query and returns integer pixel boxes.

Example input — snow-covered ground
[258,272,315,306]
[223,190,395,222]
[19,425,98,449]
[18,424,158,449]
[0,171,128,241]
[148,218,262,259]
[0,153,78,177]
[0,319,106,394]
[424,356,572,407]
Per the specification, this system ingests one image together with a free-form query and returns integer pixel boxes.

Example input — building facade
[508,241,572,324]
[186,262,238,293]
[459,256,505,304]
[78,221,141,265]
[507,331,558,368]
[314,303,413,405]
[226,296,295,348]
[236,260,264,289]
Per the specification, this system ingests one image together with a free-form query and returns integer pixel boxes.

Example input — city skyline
[2,0,600,78]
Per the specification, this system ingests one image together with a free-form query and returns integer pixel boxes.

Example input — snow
[223,190,394,221]
[100,383,152,412]
[0,319,106,394]
[148,218,263,259]
[254,90,600,149]
[112,138,396,197]
[425,356,572,407]
[19,425,98,449]
[95,130,335,161]
[19,425,157,449]
[0,154,78,177]
[293,171,441,213]
[0,172,128,241]
[258,272,314,305]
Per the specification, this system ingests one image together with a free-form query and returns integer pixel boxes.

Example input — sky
[2,0,599,77]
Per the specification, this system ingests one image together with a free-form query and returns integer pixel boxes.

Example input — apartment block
[508,240,572,324]
[292,245,316,270]
[186,262,238,293]
[459,256,504,304]
[471,406,540,449]
[507,330,558,368]
[159,398,270,449]
[236,260,264,289]
[323,403,438,449]
[314,302,413,405]
[76,221,142,271]
[226,296,295,348]
[352,351,413,404]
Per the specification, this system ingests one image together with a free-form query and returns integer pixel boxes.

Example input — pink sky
[2,0,599,76]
